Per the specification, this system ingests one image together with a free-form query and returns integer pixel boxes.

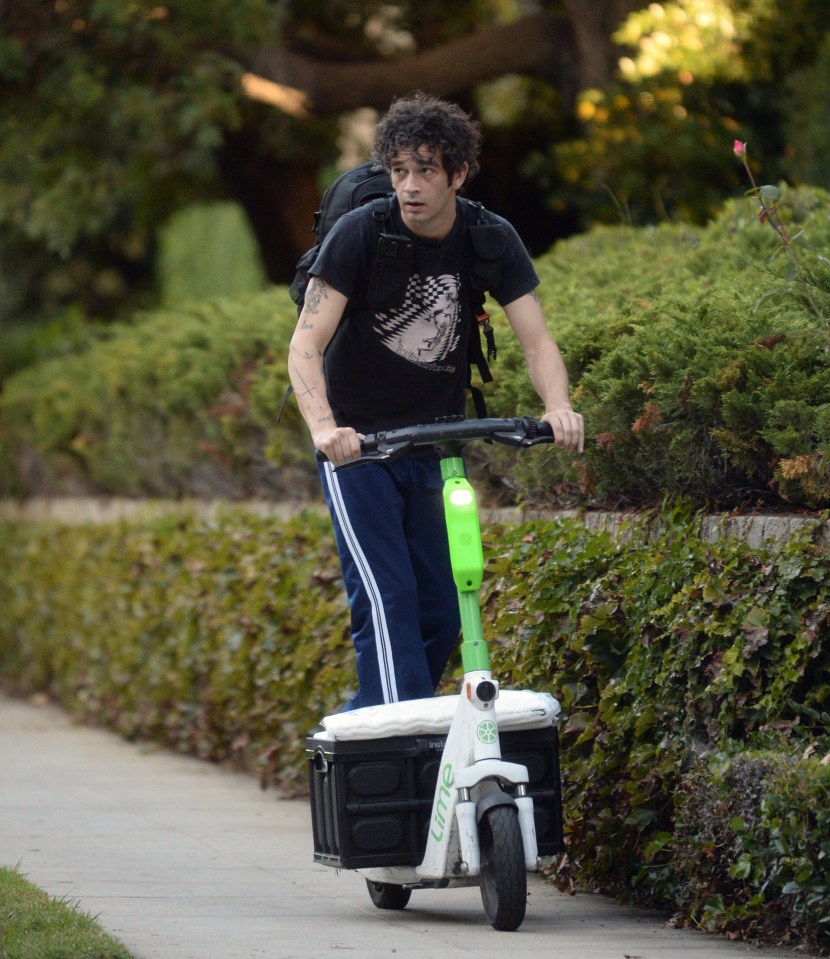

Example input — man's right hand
[313,426,365,466]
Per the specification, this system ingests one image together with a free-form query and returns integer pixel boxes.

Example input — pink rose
[733,140,747,158]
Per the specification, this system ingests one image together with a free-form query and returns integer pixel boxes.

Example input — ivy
[483,506,830,951]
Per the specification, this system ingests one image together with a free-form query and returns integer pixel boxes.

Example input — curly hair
[371,92,482,182]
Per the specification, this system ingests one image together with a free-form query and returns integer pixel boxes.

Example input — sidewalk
[0,694,814,959]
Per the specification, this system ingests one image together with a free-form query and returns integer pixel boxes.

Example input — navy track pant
[318,455,461,711]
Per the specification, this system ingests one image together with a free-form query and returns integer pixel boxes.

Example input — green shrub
[487,187,830,509]
[0,288,313,499]
[157,201,268,307]
[669,750,830,953]
[0,508,352,794]
[0,307,100,382]
[575,285,830,506]
[484,507,830,950]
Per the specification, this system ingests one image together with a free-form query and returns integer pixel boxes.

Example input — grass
[0,866,133,959]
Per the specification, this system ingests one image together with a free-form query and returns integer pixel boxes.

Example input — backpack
[288,161,395,308]
[285,159,499,418]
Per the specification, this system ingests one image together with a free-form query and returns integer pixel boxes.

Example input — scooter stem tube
[440,454,490,673]
[458,592,490,672]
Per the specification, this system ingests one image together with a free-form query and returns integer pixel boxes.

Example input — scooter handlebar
[315,416,554,468]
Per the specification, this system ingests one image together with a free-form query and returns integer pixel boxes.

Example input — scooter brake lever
[368,439,413,460]
[490,419,554,448]
[489,430,527,448]
[519,432,555,447]
[329,440,413,470]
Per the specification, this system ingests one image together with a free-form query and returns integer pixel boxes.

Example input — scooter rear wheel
[365,879,412,910]
[479,804,527,931]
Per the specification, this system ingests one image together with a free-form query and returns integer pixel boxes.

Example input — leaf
[743,626,769,656]
[728,854,752,879]
[644,831,673,858]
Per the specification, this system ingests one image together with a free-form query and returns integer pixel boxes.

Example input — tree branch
[250,11,580,116]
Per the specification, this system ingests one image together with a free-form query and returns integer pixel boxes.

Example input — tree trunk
[561,0,645,89]
[233,4,646,281]
[217,131,321,285]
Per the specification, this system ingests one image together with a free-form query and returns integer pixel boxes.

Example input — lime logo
[430,762,454,842]
[477,720,497,744]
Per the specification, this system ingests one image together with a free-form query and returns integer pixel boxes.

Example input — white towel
[320,689,561,741]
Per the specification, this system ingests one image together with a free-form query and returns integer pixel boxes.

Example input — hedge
[0,288,311,500]
[1,186,829,508]
[1,506,828,952]
[0,508,348,795]
[485,507,830,951]
[484,186,830,509]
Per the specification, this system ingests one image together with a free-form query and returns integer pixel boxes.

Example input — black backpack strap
[467,379,489,418]
[461,200,501,392]
[276,382,294,424]
[465,200,506,291]
[365,198,413,309]
[370,195,392,225]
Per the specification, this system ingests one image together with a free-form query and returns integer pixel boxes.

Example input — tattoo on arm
[305,278,328,315]
[531,290,541,304]
[288,360,318,400]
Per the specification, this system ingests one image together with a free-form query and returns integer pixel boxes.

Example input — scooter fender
[475,788,516,823]
[454,758,529,790]
[475,789,540,872]
[454,790,516,879]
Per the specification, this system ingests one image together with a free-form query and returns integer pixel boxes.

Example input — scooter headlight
[448,488,474,506]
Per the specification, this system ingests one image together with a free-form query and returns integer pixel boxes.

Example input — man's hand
[543,406,584,453]
[314,426,365,466]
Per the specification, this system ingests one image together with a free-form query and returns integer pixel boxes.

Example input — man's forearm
[287,275,346,443]
[288,331,335,440]
[287,281,364,464]
[526,336,572,412]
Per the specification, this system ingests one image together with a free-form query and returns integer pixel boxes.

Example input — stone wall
[1,498,827,550]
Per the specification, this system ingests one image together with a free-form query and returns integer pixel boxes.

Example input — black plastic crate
[307,723,563,869]
[501,725,565,856]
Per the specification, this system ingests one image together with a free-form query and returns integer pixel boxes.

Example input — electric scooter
[307,417,564,931]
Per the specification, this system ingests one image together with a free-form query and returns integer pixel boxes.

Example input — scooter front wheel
[365,879,412,910]
[478,804,527,931]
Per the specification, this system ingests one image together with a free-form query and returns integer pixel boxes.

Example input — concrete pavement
[0,694,815,959]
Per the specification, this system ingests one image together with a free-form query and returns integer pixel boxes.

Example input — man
[288,92,583,711]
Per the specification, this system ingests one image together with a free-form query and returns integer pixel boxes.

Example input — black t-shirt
[311,196,539,434]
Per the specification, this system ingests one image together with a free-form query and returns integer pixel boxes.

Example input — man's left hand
[543,406,584,453]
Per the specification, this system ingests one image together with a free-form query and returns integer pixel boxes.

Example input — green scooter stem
[440,454,490,673]
[457,593,489,672]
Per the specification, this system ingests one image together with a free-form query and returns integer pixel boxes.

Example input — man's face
[389,145,468,240]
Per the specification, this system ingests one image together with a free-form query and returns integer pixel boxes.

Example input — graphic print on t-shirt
[373,272,461,372]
